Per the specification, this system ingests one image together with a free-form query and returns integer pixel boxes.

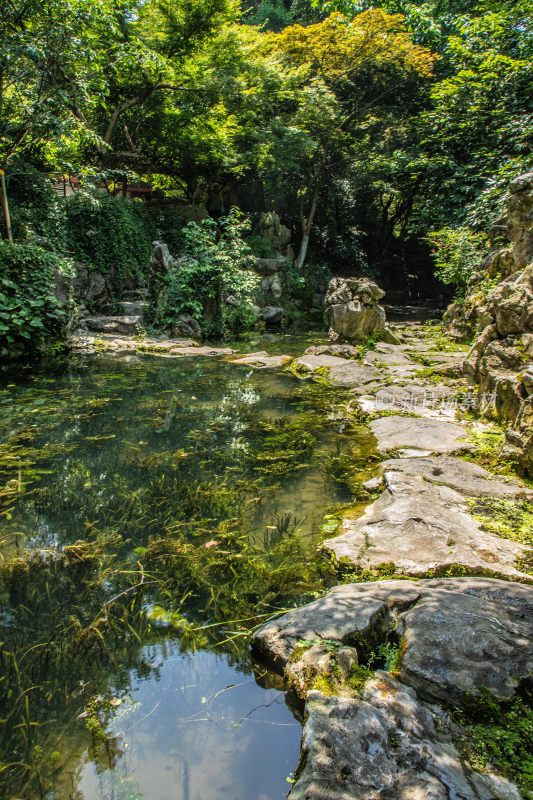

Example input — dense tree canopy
[1,0,531,284]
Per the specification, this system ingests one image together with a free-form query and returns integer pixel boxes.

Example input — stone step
[83,315,143,336]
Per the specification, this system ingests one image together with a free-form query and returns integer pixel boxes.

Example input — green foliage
[151,208,260,337]
[468,497,533,548]
[453,687,533,798]
[8,163,68,252]
[0,243,73,353]
[63,193,156,293]
[427,226,488,299]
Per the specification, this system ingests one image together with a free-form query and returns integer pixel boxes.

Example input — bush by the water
[150,209,260,338]
[0,243,73,353]
[63,193,156,293]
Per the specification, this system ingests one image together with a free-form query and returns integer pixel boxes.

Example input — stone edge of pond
[252,324,533,800]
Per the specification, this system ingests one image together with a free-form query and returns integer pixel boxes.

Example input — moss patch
[453,688,533,798]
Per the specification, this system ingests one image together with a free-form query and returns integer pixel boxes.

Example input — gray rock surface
[381,455,533,500]
[253,578,533,704]
[323,470,531,581]
[259,305,284,325]
[83,315,143,336]
[229,351,292,369]
[370,416,471,454]
[446,172,533,475]
[290,673,520,800]
[325,277,387,342]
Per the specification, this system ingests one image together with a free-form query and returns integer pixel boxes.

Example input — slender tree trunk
[0,170,13,243]
[294,182,320,270]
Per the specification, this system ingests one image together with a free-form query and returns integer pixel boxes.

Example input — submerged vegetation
[0,353,379,797]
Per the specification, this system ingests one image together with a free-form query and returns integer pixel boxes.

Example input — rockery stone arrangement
[446,173,533,476]
[324,277,395,343]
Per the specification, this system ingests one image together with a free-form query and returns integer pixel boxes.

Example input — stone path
[252,319,533,800]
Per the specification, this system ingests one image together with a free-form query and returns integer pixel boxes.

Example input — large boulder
[289,673,521,800]
[252,577,533,703]
[254,211,292,256]
[324,277,387,342]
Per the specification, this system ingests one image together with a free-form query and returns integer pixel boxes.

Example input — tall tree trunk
[294,183,320,270]
[0,170,13,243]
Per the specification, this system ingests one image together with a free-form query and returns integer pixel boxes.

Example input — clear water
[0,348,373,799]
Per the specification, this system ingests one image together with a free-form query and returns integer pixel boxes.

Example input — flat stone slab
[363,345,416,367]
[324,470,531,581]
[253,578,533,704]
[227,351,292,368]
[290,672,519,800]
[296,353,351,370]
[370,415,472,454]
[358,382,458,418]
[71,333,235,357]
[382,455,533,500]
[295,354,380,388]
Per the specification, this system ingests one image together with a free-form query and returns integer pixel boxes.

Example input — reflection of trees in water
[0,357,355,797]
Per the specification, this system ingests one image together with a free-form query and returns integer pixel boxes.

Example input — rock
[260,273,283,299]
[252,578,533,703]
[522,364,533,394]
[323,469,531,582]
[285,643,358,700]
[358,383,457,418]
[296,353,350,371]
[71,265,107,305]
[369,416,471,455]
[304,344,360,359]
[381,455,533,500]
[289,672,521,800]
[71,333,235,358]
[324,277,387,342]
[116,300,148,317]
[170,313,202,339]
[254,211,292,255]
[294,354,380,388]
[445,173,533,474]
[229,351,292,369]
[253,257,286,275]
[259,305,284,325]
[83,315,143,336]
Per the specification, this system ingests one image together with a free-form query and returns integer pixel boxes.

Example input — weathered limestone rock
[323,469,531,581]
[259,305,284,325]
[294,353,380,388]
[228,351,292,369]
[170,313,202,339]
[324,277,389,342]
[252,578,533,703]
[71,333,235,358]
[82,315,143,336]
[304,343,360,359]
[285,643,358,700]
[289,673,520,800]
[358,383,457,419]
[381,455,533,500]
[446,172,533,474]
[369,416,471,455]
[253,256,286,275]
[254,211,292,256]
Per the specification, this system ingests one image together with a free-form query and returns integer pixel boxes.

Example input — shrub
[0,243,74,353]
[8,163,67,253]
[63,193,156,293]
[151,209,260,338]
[427,226,488,300]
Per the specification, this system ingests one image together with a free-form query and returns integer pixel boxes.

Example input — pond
[0,347,376,799]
